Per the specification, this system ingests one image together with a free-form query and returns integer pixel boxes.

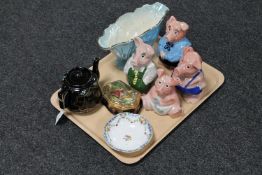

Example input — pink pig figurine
[173,47,207,103]
[158,16,192,68]
[124,37,157,93]
[142,69,182,116]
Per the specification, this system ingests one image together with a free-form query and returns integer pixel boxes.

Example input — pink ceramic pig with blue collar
[173,47,206,103]
[158,16,191,68]
[142,69,182,116]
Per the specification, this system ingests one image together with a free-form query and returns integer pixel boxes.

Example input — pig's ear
[181,47,194,62]
[183,47,194,55]
[146,45,155,56]
[166,16,177,33]
[169,16,177,21]
[166,16,176,25]
[176,77,182,84]
[180,22,189,31]
[134,37,143,47]
[170,77,181,86]
[157,69,165,77]
[193,53,203,70]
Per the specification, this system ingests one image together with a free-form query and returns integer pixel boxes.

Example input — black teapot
[58,58,102,113]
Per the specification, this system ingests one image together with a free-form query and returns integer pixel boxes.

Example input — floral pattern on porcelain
[104,112,153,154]
[102,80,141,113]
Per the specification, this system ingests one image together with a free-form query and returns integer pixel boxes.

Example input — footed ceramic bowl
[98,2,169,69]
[104,112,153,154]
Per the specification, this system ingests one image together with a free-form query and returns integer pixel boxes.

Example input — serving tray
[50,52,224,164]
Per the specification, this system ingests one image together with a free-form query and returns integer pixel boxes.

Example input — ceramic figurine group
[120,16,206,116]
[58,15,207,117]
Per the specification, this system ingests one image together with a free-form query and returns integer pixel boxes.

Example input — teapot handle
[58,89,70,109]
[92,57,100,79]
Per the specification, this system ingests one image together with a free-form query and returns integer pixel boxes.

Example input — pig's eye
[158,81,162,84]
[166,85,169,88]
[186,65,191,69]
[168,25,171,31]
[174,30,179,35]
[141,53,146,58]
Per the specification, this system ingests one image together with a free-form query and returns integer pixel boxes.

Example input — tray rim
[50,53,225,164]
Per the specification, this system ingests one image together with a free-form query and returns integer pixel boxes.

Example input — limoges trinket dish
[104,112,153,155]
[102,80,141,114]
[58,58,102,113]
[142,69,182,116]
[158,16,191,68]
[124,37,157,93]
[98,2,169,69]
[173,47,207,103]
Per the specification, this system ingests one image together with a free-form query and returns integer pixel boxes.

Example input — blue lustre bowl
[98,2,169,69]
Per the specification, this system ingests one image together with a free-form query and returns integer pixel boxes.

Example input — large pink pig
[173,47,206,103]
[142,69,182,116]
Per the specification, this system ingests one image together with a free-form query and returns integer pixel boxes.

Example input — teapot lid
[64,67,95,88]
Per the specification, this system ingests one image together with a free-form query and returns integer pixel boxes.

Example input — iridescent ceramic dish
[104,113,153,154]
[98,2,169,69]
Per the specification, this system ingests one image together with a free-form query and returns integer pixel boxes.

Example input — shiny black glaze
[58,58,102,113]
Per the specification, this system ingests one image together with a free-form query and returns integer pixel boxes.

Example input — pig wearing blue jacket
[158,16,192,68]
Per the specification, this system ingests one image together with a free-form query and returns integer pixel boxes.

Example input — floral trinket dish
[104,112,154,155]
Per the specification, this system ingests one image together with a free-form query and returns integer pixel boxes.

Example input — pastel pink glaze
[173,47,207,103]
[142,69,182,116]
[165,16,189,43]
[132,37,154,68]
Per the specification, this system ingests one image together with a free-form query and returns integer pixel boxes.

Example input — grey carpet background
[0,0,261,174]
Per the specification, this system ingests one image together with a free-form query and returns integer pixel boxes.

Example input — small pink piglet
[142,69,182,116]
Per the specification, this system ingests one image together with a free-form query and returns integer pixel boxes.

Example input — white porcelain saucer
[104,112,153,154]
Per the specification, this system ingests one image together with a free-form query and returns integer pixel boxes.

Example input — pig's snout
[164,34,171,42]
[156,86,163,94]
[156,85,169,96]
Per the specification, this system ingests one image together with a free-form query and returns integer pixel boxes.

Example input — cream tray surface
[50,52,224,164]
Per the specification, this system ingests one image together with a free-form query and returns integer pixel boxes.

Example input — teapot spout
[92,57,100,79]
